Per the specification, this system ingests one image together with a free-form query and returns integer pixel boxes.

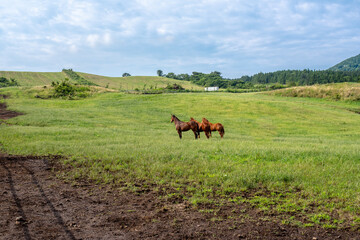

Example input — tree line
[159,69,360,89]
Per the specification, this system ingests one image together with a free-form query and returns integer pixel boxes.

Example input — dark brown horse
[203,118,225,138]
[171,114,199,139]
[190,117,211,139]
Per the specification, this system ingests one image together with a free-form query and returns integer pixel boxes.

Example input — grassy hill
[329,53,360,71]
[0,71,203,90]
[0,71,66,86]
[77,72,203,90]
[268,82,360,101]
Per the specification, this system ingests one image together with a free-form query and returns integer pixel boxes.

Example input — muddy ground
[1,96,359,239]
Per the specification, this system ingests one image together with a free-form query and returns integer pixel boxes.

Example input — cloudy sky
[1,0,360,78]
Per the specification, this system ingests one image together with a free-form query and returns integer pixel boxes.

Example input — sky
[1,0,360,78]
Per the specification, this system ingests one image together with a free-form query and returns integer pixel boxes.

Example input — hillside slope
[329,53,360,71]
[268,82,360,101]
[78,73,203,90]
[0,71,203,90]
[0,71,66,86]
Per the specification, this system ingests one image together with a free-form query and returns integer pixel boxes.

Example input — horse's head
[202,117,209,123]
[190,117,199,124]
[170,114,175,123]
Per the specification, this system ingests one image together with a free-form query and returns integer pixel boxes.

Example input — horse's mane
[172,114,180,121]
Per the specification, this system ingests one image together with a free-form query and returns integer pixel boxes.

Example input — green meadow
[1,86,360,228]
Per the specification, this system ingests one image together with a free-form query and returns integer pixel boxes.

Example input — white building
[204,86,219,91]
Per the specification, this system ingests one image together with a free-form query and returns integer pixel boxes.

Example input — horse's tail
[220,124,225,138]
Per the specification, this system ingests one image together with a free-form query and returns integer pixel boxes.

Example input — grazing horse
[190,117,211,139]
[203,118,225,138]
[171,114,199,139]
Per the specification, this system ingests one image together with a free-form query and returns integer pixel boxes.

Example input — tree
[157,70,163,77]
[165,72,176,79]
[122,73,131,77]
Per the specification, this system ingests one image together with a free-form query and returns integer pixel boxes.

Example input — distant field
[268,82,360,101]
[0,71,203,90]
[0,71,66,86]
[1,86,359,229]
[78,73,203,90]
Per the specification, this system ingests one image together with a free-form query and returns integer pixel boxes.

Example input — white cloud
[86,34,100,47]
[50,0,98,29]
[0,0,359,77]
[86,33,112,47]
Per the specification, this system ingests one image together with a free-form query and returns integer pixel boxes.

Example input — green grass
[1,87,359,228]
[0,71,66,86]
[0,71,203,90]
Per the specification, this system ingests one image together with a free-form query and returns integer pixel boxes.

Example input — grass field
[0,71,203,90]
[269,82,360,101]
[78,73,204,90]
[1,86,359,229]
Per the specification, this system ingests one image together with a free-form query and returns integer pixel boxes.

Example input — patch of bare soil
[1,95,359,239]
[2,155,360,240]
[0,94,23,121]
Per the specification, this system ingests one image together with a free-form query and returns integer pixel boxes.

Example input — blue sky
[1,0,360,78]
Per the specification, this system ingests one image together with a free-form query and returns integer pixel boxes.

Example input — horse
[203,118,225,138]
[190,117,211,139]
[171,114,199,139]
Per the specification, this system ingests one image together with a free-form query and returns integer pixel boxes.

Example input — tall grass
[1,87,359,227]
[268,82,360,101]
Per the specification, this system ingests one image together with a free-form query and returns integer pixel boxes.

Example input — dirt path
[1,95,359,239]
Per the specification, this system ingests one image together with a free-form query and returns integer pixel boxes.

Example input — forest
[164,70,360,89]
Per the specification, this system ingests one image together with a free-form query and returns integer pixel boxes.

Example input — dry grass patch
[268,83,360,101]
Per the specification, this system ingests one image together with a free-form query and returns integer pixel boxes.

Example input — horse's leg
[177,130,182,139]
[193,129,198,139]
[205,131,210,139]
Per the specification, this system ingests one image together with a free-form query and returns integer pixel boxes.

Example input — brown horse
[203,118,225,138]
[171,114,199,139]
[190,117,211,139]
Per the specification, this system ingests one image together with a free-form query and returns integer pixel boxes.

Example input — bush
[165,83,184,90]
[0,77,19,88]
[51,79,90,99]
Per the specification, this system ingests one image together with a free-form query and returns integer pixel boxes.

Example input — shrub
[62,69,97,86]
[51,79,90,99]
[0,77,19,88]
[165,83,184,90]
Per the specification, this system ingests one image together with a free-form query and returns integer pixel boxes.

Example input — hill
[328,53,360,71]
[77,72,203,90]
[0,71,66,86]
[0,71,203,90]
[268,82,360,101]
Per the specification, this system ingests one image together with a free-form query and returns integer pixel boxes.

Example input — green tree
[157,70,163,77]
[122,73,131,77]
[166,72,176,79]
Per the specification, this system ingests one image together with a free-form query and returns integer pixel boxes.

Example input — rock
[15,216,25,224]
